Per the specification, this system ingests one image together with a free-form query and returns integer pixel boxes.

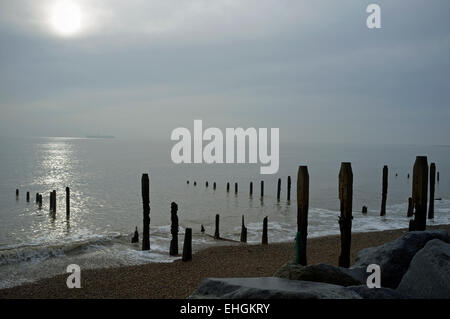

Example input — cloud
[0,1,449,144]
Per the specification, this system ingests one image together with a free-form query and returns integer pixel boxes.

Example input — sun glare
[50,1,82,36]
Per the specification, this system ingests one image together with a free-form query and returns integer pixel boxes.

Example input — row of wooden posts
[140,156,439,266]
[15,187,71,219]
[187,177,293,201]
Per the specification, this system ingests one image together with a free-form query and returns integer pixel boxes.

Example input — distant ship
[85,135,115,139]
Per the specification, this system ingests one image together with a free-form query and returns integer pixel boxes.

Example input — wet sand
[1,224,449,299]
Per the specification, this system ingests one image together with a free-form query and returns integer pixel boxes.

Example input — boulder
[189,277,361,299]
[274,262,361,287]
[352,230,450,288]
[397,239,450,298]
[347,285,406,299]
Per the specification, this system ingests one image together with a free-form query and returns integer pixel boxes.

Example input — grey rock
[397,239,450,299]
[339,266,368,284]
[352,230,450,288]
[274,262,361,287]
[189,277,362,299]
[347,285,406,299]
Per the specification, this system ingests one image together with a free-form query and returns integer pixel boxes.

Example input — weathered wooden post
[250,182,253,196]
[428,163,436,219]
[410,156,428,231]
[214,214,220,239]
[26,192,30,202]
[65,187,70,219]
[277,178,281,201]
[287,176,291,201]
[213,182,216,190]
[260,181,264,198]
[182,228,192,262]
[227,182,230,192]
[338,162,353,268]
[131,226,139,243]
[38,194,42,209]
[141,173,150,251]
[262,217,268,245]
[235,182,238,194]
[297,166,309,265]
[170,202,179,256]
[49,191,54,212]
[240,215,247,243]
[52,190,56,213]
[35,193,39,204]
[380,165,388,216]
[16,189,19,199]
[407,197,413,217]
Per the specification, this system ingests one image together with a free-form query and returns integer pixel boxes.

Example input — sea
[0,137,449,288]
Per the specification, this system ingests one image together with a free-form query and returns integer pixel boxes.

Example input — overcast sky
[0,0,449,144]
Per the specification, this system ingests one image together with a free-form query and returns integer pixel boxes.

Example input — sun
[50,1,82,36]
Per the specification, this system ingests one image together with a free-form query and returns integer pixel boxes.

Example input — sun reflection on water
[26,138,90,243]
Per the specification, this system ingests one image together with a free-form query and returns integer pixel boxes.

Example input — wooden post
[170,202,179,256]
[49,192,53,212]
[201,225,205,233]
[35,193,39,204]
[250,182,253,196]
[428,163,436,219]
[16,189,19,199]
[26,192,30,202]
[297,166,309,265]
[227,182,230,192]
[380,165,388,216]
[206,181,208,188]
[182,228,192,262]
[52,190,56,213]
[262,217,268,245]
[338,162,353,268]
[141,173,150,251]
[410,156,428,231]
[407,197,413,217]
[213,182,216,190]
[131,226,139,243]
[38,194,42,209]
[214,214,220,239]
[287,176,291,201]
[235,182,238,194]
[277,178,281,201]
[66,187,70,219]
[240,215,247,243]
[260,181,264,198]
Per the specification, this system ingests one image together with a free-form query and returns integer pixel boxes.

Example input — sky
[0,0,449,144]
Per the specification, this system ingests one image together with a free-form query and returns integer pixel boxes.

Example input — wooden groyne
[296,166,309,265]
[338,162,353,268]
[141,173,150,251]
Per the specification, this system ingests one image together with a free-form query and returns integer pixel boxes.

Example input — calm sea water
[0,137,449,288]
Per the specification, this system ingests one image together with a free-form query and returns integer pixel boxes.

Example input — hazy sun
[51,1,82,36]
